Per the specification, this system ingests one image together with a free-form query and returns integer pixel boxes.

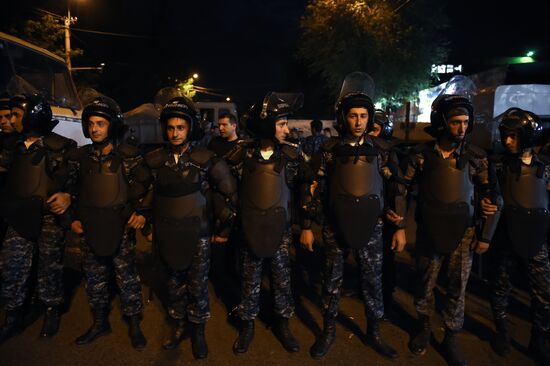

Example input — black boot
[162,319,186,350]
[233,319,255,355]
[491,319,511,356]
[441,328,468,366]
[191,323,208,360]
[528,327,550,365]
[75,308,111,345]
[0,308,22,344]
[40,306,60,338]
[310,316,336,359]
[127,315,147,350]
[273,317,299,353]
[410,315,431,355]
[366,318,398,359]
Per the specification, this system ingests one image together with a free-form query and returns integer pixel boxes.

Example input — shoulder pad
[43,132,76,152]
[144,147,167,169]
[372,137,392,152]
[281,144,300,160]
[225,142,249,165]
[320,137,339,152]
[465,143,487,158]
[412,142,430,154]
[190,146,215,166]
[67,145,88,162]
[117,143,141,158]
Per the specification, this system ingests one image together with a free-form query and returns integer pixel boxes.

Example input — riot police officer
[483,108,550,365]
[404,78,499,366]
[302,72,407,359]
[67,97,151,349]
[226,92,310,355]
[0,94,75,342]
[144,97,237,359]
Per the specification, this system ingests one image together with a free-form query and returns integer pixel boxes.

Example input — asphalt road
[0,231,542,366]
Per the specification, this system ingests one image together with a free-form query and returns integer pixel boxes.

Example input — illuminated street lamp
[526,50,535,57]
[193,73,199,79]
[226,97,231,102]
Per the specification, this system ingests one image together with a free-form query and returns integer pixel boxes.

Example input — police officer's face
[88,116,111,143]
[10,107,24,133]
[346,108,369,138]
[447,115,469,141]
[0,109,13,134]
[503,132,520,154]
[218,117,236,139]
[368,123,382,137]
[166,117,189,146]
[274,117,290,143]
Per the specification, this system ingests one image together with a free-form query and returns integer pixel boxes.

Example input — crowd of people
[0,71,549,366]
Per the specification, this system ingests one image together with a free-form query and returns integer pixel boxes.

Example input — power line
[71,27,154,39]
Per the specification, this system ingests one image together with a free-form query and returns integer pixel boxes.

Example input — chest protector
[419,149,474,254]
[0,149,54,240]
[240,156,290,258]
[329,145,384,248]
[500,162,549,258]
[78,154,130,256]
[153,162,206,270]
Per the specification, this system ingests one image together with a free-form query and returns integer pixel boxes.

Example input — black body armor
[500,161,549,258]
[78,152,130,256]
[419,148,475,254]
[146,147,209,270]
[240,155,291,258]
[328,143,384,248]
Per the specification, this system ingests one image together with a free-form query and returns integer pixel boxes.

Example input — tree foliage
[298,0,449,105]
[9,14,83,61]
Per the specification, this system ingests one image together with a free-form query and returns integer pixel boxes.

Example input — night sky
[3,0,549,116]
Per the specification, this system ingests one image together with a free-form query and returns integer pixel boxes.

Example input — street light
[193,73,199,79]
[226,97,231,102]
[526,50,535,57]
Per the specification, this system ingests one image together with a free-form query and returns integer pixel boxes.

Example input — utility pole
[63,6,77,71]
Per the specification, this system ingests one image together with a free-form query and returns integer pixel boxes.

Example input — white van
[0,32,89,145]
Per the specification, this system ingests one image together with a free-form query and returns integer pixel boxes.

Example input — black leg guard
[529,328,550,366]
[441,328,468,366]
[40,306,61,338]
[127,315,147,350]
[233,319,255,355]
[0,308,23,344]
[75,308,111,345]
[410,315,431,355]
[366,318,398,359]
[273,317,299,353]
[191,323,208,360]
[162,319,186,350]
[491,319,511,357]
[310,316,336,359]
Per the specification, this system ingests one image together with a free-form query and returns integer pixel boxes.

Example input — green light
[526,50,535,57]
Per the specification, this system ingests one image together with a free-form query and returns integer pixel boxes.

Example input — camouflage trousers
[414,226,475,331]
[490,245,550,332]
[322,219,385,320]
[167,237,211,324]
[237,230,294,320]
[81,228,143,317]
[0,214,65,310]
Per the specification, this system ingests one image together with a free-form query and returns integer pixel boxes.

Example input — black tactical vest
[500,159,550,258]
[419,148,474,253]
[328,143,384,248]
